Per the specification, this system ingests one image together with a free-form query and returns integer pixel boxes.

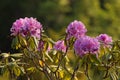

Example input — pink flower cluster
[66,20,87,39]
[66,20,113,57]
[10,17,42,39]
[74,36,100,57]
[53,40,66,53]
[97,34,112,46]
[10,18,113,57]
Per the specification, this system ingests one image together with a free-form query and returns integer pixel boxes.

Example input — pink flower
[96,34,112,46]
[10,17,42,39]
[54,40,66,53]
[66,20,87,39]
[38,41,44,51]
[38,41,52,52]
[74,36,100,57]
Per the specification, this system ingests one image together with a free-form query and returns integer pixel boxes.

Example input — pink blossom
[96,34,112,46]
[54,40,66,53]
[38,41,44,51]
[10,17,42,39]
[74,36,100,57]
[66,20,87,39]
[38,41,52,52]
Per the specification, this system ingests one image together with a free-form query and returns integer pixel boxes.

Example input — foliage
[0,18,120,80]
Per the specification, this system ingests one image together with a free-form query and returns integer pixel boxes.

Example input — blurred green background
[0,0,120,52]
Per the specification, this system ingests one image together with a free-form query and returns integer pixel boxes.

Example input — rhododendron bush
[0,17,120,80]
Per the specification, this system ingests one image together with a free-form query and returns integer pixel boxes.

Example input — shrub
[0,17,120,80]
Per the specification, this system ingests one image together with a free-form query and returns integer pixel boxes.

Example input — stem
[7,65,13,80]
[71,59,80,80]
[28,53,53,80]
[28,48,54,80]
[71,66,79,80]
[54,72,58,80]
[103,66,109,79]
[55,46,69,72]
[43,68,52,80]
[64,64,72,75]
[85,63,91,80]
[55,53,67,72]
[28,52,53,80]
[103,70,108,79]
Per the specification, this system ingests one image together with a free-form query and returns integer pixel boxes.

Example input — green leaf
[13,67,21,76]
[10,53,23,58]
[43,41,49,51]
[19,35,27,47]
[2,66,10,78]
[89,54,101,64]
[28,37,36,50]
[99,46,105,58]
[90,65,105,80]
[0,53,10,58]
[109,68,118,80]
[27,67,35,72]
[33,36,39,47]
[109,72,117,80]
[69,37,76,49]
[45,52,53,62]
[97,65,106,71]
[11,36,21,49]
[59,70,64,78]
